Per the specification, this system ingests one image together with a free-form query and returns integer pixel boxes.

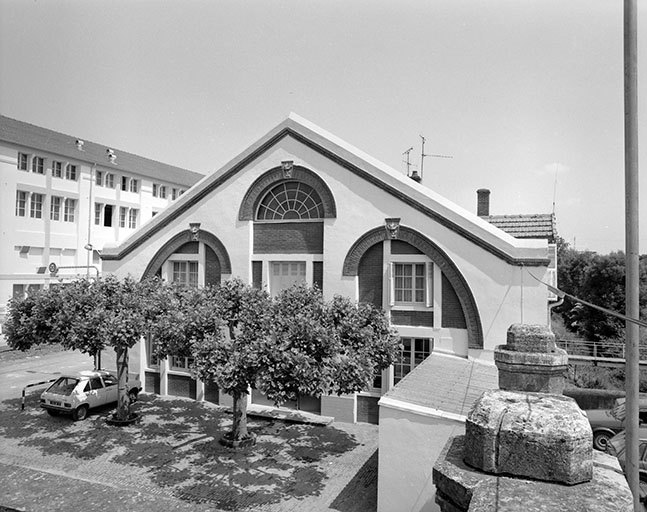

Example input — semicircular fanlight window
[256,182,324,220]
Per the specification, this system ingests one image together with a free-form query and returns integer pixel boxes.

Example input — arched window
[256,182,324,221]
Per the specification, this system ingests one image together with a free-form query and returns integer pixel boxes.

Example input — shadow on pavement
[0,393,361,511]
[330,448,378,512]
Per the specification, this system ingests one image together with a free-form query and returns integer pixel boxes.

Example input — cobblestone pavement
[0,393,378,512]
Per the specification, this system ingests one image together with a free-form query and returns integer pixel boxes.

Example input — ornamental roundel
[256,181,324,220]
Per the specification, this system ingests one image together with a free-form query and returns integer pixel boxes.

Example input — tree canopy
[151,279,400,442]
[555,239,647,343]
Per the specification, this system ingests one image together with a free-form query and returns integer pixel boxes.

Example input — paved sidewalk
[0,393,378,512]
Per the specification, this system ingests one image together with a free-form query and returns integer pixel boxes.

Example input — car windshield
[47,377,79,396]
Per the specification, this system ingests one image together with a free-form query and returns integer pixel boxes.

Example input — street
[0,346,96,402]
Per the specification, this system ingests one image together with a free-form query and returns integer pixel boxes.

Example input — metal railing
[556,339,647,361]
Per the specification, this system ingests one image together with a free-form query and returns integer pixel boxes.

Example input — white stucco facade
[100,114,552,422]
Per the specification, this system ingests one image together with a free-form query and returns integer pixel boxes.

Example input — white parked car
[40,370,142,421]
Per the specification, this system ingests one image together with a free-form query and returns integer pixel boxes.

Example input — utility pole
[623,0,640,509]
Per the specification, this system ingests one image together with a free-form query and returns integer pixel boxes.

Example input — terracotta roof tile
[484,213,556,242]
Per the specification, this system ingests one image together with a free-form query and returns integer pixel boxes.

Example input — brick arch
[343,226,484,349]
[141,229,232,281]
[238,165,337,221]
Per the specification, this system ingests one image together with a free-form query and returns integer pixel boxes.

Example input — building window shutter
[388,262,395,307]
[426,262,433,308]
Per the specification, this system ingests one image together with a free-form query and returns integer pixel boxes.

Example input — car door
[101,373,119,404]
[84,377,106,409]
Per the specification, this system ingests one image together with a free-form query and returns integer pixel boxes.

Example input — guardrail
[557,339,647,361]
[21,379,56,410]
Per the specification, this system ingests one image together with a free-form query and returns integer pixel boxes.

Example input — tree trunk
[231,389,249,440]
[115,346,131,421]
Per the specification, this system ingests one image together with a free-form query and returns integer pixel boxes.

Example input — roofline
[0,115,204,186]
[102,115,549,267]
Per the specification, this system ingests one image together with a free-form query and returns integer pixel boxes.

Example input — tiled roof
[382,353,498,419]
[484,213,556,242]
[0,115,204,187]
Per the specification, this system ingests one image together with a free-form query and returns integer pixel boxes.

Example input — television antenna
[402,147,419,180]
[420,135,453,180]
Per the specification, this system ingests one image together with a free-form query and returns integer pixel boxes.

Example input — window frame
[32,156,44,174]
[393,337,432,385]
[65,164,77,181]
[15,191,27,217]
[388,257,433,309]
[128,208,138,229]
[105,173,115,189]
[50,196,62,221]
[17,153,29,171]
[52,161,63,178]
[129,179,139,193]
[63,198,76,222]
[30,193,44,219]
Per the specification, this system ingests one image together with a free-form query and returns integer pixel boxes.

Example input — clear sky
[1,0,645,255]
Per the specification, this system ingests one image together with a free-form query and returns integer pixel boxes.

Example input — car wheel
[128,389,139,404]
[593,431,612,451]
[46,409,59,417]
[72,405,89,421]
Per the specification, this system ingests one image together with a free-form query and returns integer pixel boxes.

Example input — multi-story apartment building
[0,115,203,318]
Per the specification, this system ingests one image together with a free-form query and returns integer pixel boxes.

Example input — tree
[152,279,400,445]
[556,247,647,344]
[5,276,155,422]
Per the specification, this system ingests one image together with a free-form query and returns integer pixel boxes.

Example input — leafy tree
[152,279,400,444]
[556,247,647,344]
[5,276,155,421]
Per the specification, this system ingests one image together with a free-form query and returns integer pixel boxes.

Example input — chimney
[477,189,490,216]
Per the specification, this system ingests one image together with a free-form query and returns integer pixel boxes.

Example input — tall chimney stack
[477,189,490,217]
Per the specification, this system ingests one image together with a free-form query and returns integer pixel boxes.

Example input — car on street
[586,398,647,451]
[607,430,647,503]
[40,370,142,421]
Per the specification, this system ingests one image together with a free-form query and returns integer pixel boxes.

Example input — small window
[129,179,139,193]
[17,152,29,171]
[121,176,128,191]
[152,184,158,197]
[171,188,177,200]
[389,261,433,307]
[64,198,76,222]
[32,156,44,174]
[95,171,103,186]
[172,261,198,287]
[50,196,62,221]
[52,161,63,178]
[128,209,138,229]
[159,185,167,199]
[94,203,103,225]
[15,191,27,217]
[147,336,159,367]
[394,338,432,384]
[170,355,194,371]
[30,193,44,219]
[65,164,77,181]
[105,173,115,188]
[119,207,127,228]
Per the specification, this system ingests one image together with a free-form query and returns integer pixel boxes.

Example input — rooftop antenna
[420,135,453,180]
[402,147,421,182]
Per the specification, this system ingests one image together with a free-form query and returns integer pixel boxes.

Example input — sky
[1,0,646,255]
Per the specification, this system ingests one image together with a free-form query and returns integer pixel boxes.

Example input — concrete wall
[377,399,465,512]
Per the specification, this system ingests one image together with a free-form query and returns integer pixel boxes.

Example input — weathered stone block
[433,436,632,512]
[505,324,556,353]
[463,390,593,484]
[495,347,568,393]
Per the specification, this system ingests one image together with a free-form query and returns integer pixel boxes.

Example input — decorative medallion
[385,218,401,239]
[281,160,294,179]
[189,222,201,241]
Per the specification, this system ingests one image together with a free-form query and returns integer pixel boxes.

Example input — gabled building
[0,115,203,317]
[101,114,554,423]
